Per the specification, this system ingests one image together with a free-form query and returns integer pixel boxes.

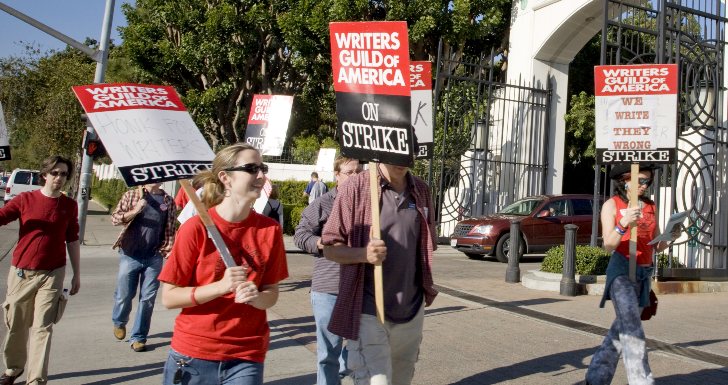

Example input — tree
[120,0,513,150]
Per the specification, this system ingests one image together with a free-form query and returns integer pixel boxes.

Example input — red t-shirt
[614,196,657,265]
[174,188,190,210]
[0,190,79,270]
[158,207,288,362]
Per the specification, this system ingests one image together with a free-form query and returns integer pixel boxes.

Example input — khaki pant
[346,305,424,385]
[2,266,65,385]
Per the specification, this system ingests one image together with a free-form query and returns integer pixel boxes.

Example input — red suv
[450,194,602,262]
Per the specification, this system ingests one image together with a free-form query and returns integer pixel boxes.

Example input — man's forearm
[67,240,81,275]
[324,244,367,264]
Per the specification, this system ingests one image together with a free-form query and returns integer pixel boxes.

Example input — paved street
[0,201,726,384]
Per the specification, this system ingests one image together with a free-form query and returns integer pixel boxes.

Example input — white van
[4,169,41,203]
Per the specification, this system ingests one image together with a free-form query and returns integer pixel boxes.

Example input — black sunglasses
[49,170,69,177]
[224,163,268,175]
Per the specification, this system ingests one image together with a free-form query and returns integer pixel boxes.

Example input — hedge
[540,245,611,275]
[541,245,686,275]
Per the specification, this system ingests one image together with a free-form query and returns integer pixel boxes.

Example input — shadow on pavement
[265,373,317,385]
[450,347,591,385]
[47,362,163,384]
[658,368,728,385]
[278,280,311,292]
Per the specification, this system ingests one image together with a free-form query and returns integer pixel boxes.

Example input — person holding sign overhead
[322,162,436,385]
[585,163,681,385]
[110,182,176,352]
[157,143,288,385]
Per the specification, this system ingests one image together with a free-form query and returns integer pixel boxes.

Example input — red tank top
[614,196,656,265]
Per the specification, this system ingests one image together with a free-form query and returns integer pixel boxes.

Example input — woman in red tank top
[585,163,681,385]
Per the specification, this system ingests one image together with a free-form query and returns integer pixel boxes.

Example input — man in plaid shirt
[110,183,176,352]
[322,163,437,385]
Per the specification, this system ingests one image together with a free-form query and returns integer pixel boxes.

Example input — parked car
[450,194,602,262]
[4,169,41,203]
[0,176,8,189]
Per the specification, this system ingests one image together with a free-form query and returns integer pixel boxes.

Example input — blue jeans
[311,291,347,385]
[162,348,264,385]
[111,251,163,343]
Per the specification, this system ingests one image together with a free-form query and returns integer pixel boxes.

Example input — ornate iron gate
[431,43,551,239]
[602,0,728,276]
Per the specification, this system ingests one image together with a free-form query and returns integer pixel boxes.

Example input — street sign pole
[77,0,115,244]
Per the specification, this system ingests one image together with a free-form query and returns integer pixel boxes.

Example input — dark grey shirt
[362,181,423,323]
[120,192,168,258]
[294,188,340,294]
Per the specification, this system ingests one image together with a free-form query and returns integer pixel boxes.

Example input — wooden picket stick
[179,179,238,268]
[369,165,385,324]
[628,163,639,282]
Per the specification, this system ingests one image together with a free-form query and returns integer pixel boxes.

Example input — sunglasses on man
[223,163,269,175]
[48,170,69,177]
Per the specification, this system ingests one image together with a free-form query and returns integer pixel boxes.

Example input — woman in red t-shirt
[586,164,680,385]
[158,143,288,385]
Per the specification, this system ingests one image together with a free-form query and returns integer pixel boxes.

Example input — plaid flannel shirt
[321,169,437,340]
[111,188,177,257]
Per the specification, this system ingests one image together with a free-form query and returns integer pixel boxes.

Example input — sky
[0,0,134,59]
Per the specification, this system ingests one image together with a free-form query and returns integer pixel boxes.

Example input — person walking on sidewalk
[322,163,437,385]
[158,143,288,385]
[585,163,681,385]
[110,182,176,352]
[304,172,328,204]
[0,156,80,385]
[294,156,361,385]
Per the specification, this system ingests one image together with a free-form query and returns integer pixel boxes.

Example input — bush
[286,205,306,235]
[90,177,129,210]
[656,253,685,268]
[541,245,611,275]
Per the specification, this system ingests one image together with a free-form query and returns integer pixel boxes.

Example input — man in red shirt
[0,156,80,385]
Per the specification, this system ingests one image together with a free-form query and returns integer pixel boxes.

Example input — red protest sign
[329,21,413,167]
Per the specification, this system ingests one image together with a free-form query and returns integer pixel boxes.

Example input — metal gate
[601,0,728,277]
[431,43,552,239]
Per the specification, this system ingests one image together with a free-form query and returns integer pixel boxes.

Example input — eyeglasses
[224,163,268,175]
[49,170,69,177]
[626,178,652,186]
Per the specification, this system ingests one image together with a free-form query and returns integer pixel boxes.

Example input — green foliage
[91,177,129,210]
[541,245,611,275]
[656,253,685,268]
[563,92,596,164]
[120,0,514,149]
[291,135,340,165]
[285,205,306,236]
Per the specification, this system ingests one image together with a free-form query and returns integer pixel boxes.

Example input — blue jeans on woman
[111,251,163,344]
[311,291,348,385]
[162,348,264,385]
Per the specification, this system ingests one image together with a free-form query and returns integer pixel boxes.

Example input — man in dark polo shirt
[294,156,361,385]
[321,163,437,385]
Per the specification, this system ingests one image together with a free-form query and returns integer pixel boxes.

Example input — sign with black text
[594,64,678,163]
[0,101,11,161]
[330,21,413,167]
[410,61,433,159]
[72,83,215,186]
[244,94,294,156]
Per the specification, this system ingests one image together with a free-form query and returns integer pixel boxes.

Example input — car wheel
[495,233,524,263]
[464,252,484,260]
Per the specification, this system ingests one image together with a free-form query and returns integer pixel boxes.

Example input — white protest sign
[244,94,294,156]
[72,83,215,186]
[594,64,678,163]
[315,148,338,173]
[0,101,10,160]
[410,61,433,159]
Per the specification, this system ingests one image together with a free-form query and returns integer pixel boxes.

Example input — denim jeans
[162,348,264,385]
[111,251,163,343]
[311,291,348,385]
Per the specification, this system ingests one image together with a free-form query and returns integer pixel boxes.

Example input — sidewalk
[0,201,725,384]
